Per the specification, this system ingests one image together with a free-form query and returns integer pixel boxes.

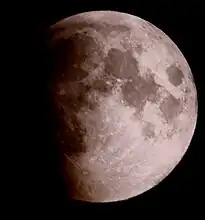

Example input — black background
[16,0,203,216]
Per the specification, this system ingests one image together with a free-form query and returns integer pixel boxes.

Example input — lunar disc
[47,10,198,203]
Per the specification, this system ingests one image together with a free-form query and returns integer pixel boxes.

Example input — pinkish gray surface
[47,11,198,202]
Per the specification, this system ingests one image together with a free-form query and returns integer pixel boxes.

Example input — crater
[166,65,184,86]
[159,94,181,123]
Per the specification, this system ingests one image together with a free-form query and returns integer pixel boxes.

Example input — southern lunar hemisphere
[47,11,198,202]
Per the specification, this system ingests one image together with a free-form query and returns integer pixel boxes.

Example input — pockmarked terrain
[46,11,198,202]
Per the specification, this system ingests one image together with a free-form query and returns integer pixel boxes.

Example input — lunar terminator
[47,11,198,202]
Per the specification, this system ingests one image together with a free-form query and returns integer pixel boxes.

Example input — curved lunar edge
[46,11,198,203]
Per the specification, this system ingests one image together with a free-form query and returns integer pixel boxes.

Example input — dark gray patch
[104,48,161,114]
[56,82,91,111]
[159,94,181,123]
[104,48,139,79]
[92,78,115,94]
[92,79,109,93]
[166,65,184,86]
[142,122,156,139]
[122,72,161,114]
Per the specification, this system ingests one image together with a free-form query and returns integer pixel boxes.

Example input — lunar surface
[46,11,198,203]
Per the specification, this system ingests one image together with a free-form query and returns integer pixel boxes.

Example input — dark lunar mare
[166,64,184,86]
[159,94,181,123]
[104,48,182,129]
[104,48,162,115]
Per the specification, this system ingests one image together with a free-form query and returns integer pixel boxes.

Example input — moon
[46,11,198,203]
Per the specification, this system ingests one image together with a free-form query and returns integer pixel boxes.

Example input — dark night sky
[15,0,203,216]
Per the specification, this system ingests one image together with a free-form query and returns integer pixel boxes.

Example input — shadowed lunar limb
[51,33,104,83]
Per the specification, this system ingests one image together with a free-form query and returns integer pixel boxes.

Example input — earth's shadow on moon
[40,43,72,212]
